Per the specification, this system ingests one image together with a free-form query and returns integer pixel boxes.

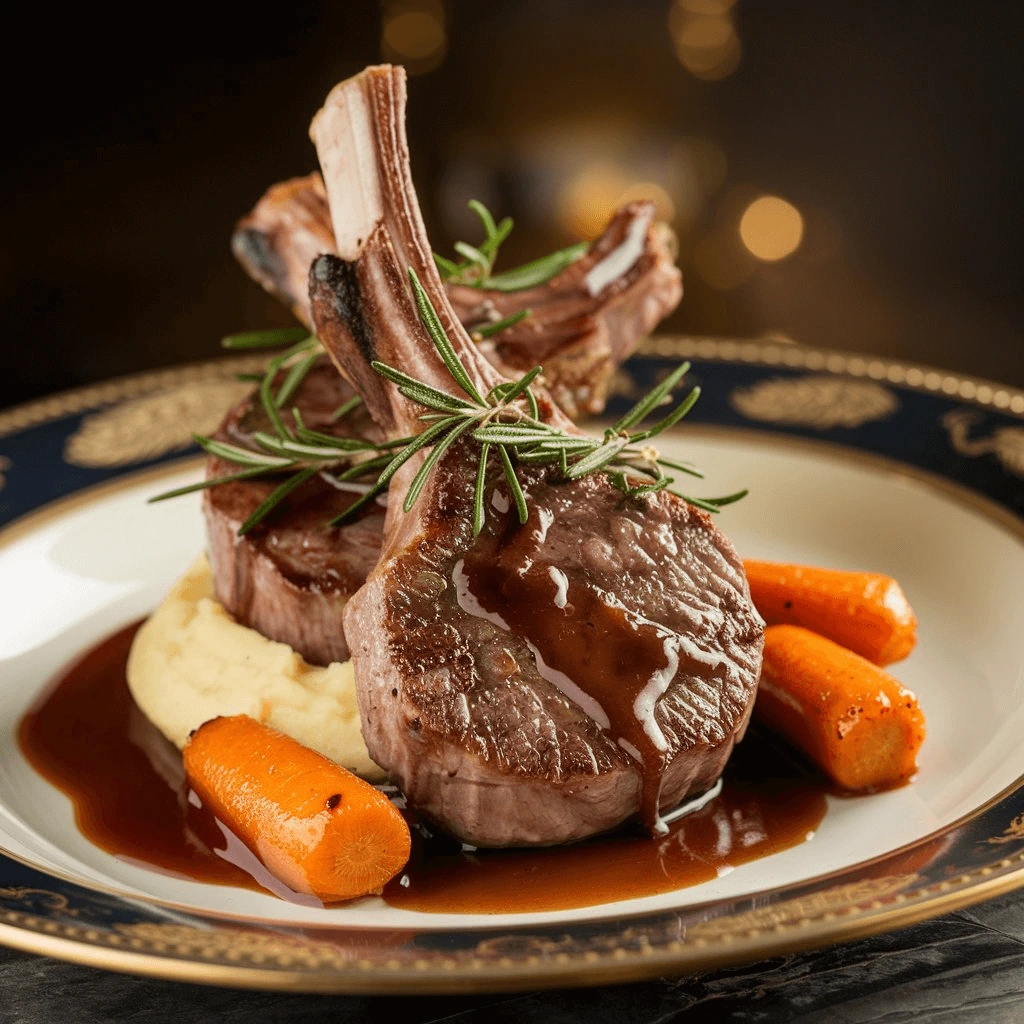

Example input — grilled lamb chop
[306,65,762,847]
[232,173,681,417]
[210,192,679,658]
[447,204,681,418]
[203,359,384,666]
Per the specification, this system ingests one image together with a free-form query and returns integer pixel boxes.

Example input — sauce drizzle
[18,621,828,914]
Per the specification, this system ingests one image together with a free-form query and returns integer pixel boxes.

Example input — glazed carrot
[756,625,926,791]
[743,559,917,666]
[183,715,410,902]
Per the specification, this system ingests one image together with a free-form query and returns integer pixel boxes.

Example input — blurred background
[1,0,1020,411]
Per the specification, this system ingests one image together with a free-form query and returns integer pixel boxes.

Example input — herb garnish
[150,268,745,534]
[434,200,589,293]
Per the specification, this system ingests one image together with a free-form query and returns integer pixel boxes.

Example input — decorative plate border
[0,336,1022,993]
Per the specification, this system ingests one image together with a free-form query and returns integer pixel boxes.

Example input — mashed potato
[127,555,385,782]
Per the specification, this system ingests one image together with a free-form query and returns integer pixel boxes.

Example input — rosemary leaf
[403,417,478,512]
[496,364,543,407]
[612,362,691,433]
[327,481,388,524]
[331,395,363,421]
[221,326,311,349]
[398,385,477,416]
[148,465,276,503]
[653,456,705,479]
[454,241,490,274]
[292,424,380,452]
[516,449,562,464]
[623,477,673,498]
[472,425,556,444]
[355,415,462,502]
[705,489,749,507]
[490,216,514,250]
[564,437,630,479]
[275,349,320,408]
[371,360,476,411]
[467,199,498,239]
[334,452,394,480]
[485,242,588,292]
[239,466,320,535]
[472,308,531,339]
[407,268,487,406]
[480,217,514,262]
[497,444,529,525]
[433,253,461,279]
[524,384,540,420]
[194,436,293,469]
[668,491,723,514]
[629,385,701,442]
[534,437,599,451]
[260,337,318,439]
[472,442,491,536]
[251,432,354,462]
[606,470,634,495]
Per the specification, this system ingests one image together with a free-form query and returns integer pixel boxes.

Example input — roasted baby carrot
[756,624,926,791]
[743,559,917,666]
[183,715,410,902]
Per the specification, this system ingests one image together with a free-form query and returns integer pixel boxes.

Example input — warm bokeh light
[739,196,805,261]
[676,0,736,13]
[557,162,632,238]
[556,163,682,239]
[668,0,741,80]
[381,0,446,73]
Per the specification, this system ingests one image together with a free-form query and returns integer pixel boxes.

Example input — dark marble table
[3,892,1023,1023]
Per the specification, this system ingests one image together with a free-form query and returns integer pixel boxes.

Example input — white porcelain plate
[0,339,1022,992]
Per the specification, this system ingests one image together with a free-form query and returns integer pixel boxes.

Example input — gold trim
[636,337,1024,419]
[0,356,268,439]
[729,375,899,429]
[64,380,254,468]
[4,864,1024,993]
[987,814,1024,845]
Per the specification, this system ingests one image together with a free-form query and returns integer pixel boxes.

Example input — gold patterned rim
[639,337,1024,417]
[0,340,1022,993]
[2,864,1024,994]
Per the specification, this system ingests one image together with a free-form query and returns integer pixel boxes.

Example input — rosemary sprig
[147,327,373,533]
[471,308,531,341]
[151,270,745,535]
[327,267,746,534]
[435,200,589,292]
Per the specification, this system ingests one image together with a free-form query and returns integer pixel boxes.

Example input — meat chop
[232,173,681,417]
[304,65,762,846]
[203,359,384,666]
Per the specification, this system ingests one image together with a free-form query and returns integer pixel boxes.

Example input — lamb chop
[203,359,384,666]
[305,64,762,847]
[445,204,681,418]
[210,147,680,661]
[232,172,681,417]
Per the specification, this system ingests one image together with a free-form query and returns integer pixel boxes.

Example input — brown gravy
[18,621,828,914]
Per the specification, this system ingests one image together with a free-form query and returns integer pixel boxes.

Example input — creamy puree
[127,555,384,782]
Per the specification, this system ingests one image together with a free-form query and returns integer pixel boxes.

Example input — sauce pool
[18,621,829,914]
